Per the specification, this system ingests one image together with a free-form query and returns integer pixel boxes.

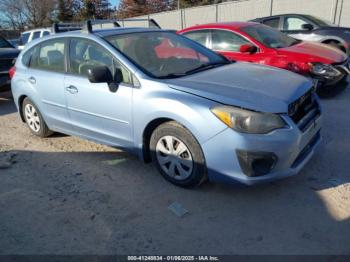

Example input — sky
[110,0,120,8]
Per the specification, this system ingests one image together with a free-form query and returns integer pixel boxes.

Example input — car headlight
[310,63,341,78]
[211,106,286,134]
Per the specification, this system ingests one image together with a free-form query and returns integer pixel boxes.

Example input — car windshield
[105,31,230,78]
[241,24,300,49]
[306,15,336,26]
[0,37,13,48]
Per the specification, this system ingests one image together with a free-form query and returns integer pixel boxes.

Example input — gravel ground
[0,84,349,255]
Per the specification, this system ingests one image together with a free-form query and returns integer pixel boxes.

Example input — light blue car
[10,23,322,187]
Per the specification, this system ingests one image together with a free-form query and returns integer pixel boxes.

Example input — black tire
[22,98,53,137]
[150,121,207,188]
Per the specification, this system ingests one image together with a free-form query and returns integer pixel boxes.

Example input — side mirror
[239,44,258,54]
[87,65,120,93]
[302,23,314,31]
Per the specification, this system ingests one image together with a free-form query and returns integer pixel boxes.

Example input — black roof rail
[83,18,161,33]
[52,18,161,34]
[51,22,84,34]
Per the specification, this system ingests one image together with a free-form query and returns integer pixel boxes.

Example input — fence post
[270,0,274,16]
[337,0,344,25]
[180,9,184,30]
[333,0,339,24]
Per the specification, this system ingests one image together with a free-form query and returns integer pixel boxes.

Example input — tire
[150,121,207,188]
[22,98,53,137]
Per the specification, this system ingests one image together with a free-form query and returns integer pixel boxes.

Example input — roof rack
[52,18,161,34]
[51,22,84,34]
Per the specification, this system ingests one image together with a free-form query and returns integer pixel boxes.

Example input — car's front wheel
[22,98,53,137]
[150,121,207,188]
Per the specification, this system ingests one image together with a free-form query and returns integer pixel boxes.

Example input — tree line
[0,0,230,30]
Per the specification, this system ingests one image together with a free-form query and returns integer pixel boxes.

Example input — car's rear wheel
[22,98,52,137]
[150,121,207,188]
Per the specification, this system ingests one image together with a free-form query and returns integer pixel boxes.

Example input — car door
[27,38,71,132]
[209,29,265,63]
[64,38,133,147]
[281,15,314,40]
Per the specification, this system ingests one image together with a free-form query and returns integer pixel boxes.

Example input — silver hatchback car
[10,21,322,187]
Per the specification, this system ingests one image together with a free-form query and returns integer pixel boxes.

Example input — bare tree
[0,0,55,30]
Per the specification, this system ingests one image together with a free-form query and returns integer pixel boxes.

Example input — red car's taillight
[9,66,16,79]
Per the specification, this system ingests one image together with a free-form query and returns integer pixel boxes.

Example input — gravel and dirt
[0,85,349,255]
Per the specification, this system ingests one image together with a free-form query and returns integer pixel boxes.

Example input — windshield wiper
[157,73,187,79]
[185,61,231,75]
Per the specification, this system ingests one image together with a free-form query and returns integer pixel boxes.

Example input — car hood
[0,48,20,59]
[278,41,347,63]
[165,62,312,113]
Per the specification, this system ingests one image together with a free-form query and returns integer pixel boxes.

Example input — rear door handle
[66,85,79,94]
[28,76,36,84]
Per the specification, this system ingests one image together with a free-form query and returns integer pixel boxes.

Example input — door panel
[64,75,133,146]
[27,39,71,131]
[65,38,133,147]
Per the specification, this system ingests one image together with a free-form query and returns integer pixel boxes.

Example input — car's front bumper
[202,108,322,186]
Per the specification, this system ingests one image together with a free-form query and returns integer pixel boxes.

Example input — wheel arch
[18,95,28,122]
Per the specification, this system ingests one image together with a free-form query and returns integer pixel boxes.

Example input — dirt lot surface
[0,86,349,255]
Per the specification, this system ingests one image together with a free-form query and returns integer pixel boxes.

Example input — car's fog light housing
[236,150,278,177]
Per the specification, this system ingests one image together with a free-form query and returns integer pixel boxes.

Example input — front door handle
[28,76,36,84]
[66,85,79,94]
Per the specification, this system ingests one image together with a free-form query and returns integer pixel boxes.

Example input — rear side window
[183,30,209,47]
[32,31,41,40]
[284,17,309,31]
[211,30,250,52]
[21,33,30,45]
[31,39,66,72]
[69,38,132,84]
[263,18,280,29]
[43,31,50,36]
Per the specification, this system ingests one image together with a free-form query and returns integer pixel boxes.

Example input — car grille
[288,89,321,132]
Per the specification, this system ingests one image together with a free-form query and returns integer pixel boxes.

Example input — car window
[21,33,30,45]
[32,31,41,40]
[43,31,50,36]
[69,38,132,84]
[211,30,250,52]
[31,39,65,72]
[106,31,229,79]
[263,18,280,29]
[183,30,209,47]
[284,17,308,31]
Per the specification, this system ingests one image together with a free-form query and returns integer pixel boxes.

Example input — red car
[178,22,350,89]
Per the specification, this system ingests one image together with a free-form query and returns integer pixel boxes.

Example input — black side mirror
[87,65,119,93]
[302,24,314,31]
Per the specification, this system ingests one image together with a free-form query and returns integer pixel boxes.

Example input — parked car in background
[250,14,350,54]
[8,38,20,48]
[179,22,350,90]
[0,36,20,92]
[18,28,51,50]
[11,21,322,187]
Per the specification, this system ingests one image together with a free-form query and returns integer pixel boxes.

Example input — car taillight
[9,66,16,79]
